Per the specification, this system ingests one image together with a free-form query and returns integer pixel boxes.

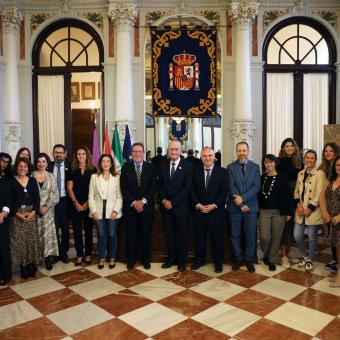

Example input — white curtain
[303,73,328,158]
[38,76,64,156]
[266,73,294,155]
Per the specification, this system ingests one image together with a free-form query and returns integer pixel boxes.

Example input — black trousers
[125,210,153,264]
[54,197,69,258]
[193,212,224,266]
[161,209,188,265]
[71,210,93,257]
[0,222,11,282]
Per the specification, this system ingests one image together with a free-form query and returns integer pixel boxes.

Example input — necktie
[170,162,176,181]
[205,168,211,189]
[241,163,246,176]
[136,165,141,186]
[56,163,62,196]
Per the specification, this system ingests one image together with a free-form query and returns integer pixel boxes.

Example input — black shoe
[246,262,255,273]
[178,264,185,272]
[143,262,151,269]
[215,264,223,273]
[263,257,269,266]
[232,262,241,271]
[127,262,135,270]
[60,256,70,264]
[27,263,36,277]
[74,257,82,267]
[45,257,53,271]
[20,265,29,279]
[190,262,202,270]
[162,260,174,269]
[268,263,276,271]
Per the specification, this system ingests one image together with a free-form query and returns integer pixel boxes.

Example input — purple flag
[92,125,100,167]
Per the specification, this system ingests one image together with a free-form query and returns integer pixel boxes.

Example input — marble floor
[1,246,340,339]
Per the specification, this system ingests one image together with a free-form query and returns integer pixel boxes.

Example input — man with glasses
[48,144,72,263]
[120,143,157,269]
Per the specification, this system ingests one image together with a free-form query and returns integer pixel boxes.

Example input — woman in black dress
[10,157,41,279]
[67,146,95,265]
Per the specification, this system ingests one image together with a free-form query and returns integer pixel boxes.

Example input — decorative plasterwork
[170,0,194,16]
[30,13,55,34]
[199,10,220,24]
[145,11,169,26]
[108,3,138,28]
[1,6,24,33]
[228,2,258,30]
[230,120,256,147]
[262,9,288,34]
[80,12,104,32]
[312,10,337,29]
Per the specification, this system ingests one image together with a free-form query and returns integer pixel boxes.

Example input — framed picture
[71,82,80,102]
[98,82,101,99]
[81,82,96,100]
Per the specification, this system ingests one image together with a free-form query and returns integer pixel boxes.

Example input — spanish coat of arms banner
[151,29,217,117]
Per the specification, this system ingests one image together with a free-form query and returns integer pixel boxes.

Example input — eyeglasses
[132,150,143,154]
[0,159,9,163]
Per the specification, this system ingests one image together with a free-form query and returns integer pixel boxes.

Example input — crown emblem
[173,52,196,66]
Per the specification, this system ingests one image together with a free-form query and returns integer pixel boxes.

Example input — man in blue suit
[227,142,260,273]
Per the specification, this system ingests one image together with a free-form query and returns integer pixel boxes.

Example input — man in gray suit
[227,142,260,273]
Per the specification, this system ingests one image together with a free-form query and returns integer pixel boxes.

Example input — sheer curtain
[266,73,294,155]
[38,76,64,156]
[303,73,328,157]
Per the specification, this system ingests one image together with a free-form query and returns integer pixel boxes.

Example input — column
[191,118,202,151]
[156,117,169,152]
[228,1,258,151]
[1,6,23,157]
[108,2,137,140]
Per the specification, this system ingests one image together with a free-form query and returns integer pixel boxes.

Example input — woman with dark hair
[0,152,13,178]
[319,142,339,273]
[259,154,293,271]
[320,156,340,287]
[14,147,33,174]
[67,146,95,266]
[294,150,325,272]
[10,157,40,279]
[32,153,59,270]
[277,138,302,267]
[88,154,122,269]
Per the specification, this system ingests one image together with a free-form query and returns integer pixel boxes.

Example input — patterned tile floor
[0,246,340,339]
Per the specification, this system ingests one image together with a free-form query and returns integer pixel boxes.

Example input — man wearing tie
[227,142,260,273]
[158,140,193,272]
[48,144,71,263]
[120,143,157,269]
[191,147,228,273]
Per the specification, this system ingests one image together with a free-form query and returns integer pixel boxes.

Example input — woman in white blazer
[88,154,122,269]
[294,150,325,272]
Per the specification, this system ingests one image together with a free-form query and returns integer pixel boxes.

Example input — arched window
[263,17,336,155]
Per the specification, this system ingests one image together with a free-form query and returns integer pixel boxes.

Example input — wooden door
[72,108,93,151]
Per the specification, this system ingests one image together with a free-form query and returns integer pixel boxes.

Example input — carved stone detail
[228,2,258,30]
[1,7,23,34]
[4,122,21,157]
[113,120,136,143]
[230,120,256,149]
[108,3,137,31]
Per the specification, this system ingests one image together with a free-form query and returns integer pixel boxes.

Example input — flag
[91,125,100,167]
[123,125,132,162]
[103,123,111,155]
[111,124,124,167]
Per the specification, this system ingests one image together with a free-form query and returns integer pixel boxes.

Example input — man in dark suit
[120,142,157,270]
[151,147,165,172]
[48,144,72,263]
[191,147,228,273]
[227,142,260,273]
[158,140,193,272]
[186,149,201,168]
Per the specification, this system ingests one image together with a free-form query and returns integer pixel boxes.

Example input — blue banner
[151,29,217,117]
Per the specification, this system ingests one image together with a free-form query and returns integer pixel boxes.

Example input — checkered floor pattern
[1,246,340,339]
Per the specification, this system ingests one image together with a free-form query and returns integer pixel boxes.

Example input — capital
[228,2,258,30]
[1,6,23,34]
[108,3,137,30]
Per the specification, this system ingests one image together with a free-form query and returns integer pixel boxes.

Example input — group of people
[0,138,339,288]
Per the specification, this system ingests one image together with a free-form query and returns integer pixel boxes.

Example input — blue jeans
[96,219,119,259]
[228,211,257,263]
[294,222,320,259]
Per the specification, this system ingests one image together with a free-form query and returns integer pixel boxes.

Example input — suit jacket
[186,156,201,168]
[47,161,72,183]
[158,158,193,214]
[294,167,325,225]
[88,173,123,219]
[227,160,261,213]
[120,161,157,215]
[191,165,228,217]
[0,176,12,224]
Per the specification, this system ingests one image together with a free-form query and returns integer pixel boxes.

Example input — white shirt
[98,176,110,199]
[53,161,66,197]
[169,157,181,176]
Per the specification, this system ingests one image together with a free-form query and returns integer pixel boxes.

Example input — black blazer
[0,176,12,223]
[120,161,157,214]
[47,161,72,180]
[158,158,193,214]
[191,165,228,216]
[186,155,201,168]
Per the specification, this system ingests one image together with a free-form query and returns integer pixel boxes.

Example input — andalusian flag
[111,124,124,167]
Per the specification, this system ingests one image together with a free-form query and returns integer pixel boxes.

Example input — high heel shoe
[84,256,92,265]
[27,263,36,277]
[74,257,82,267]
[109,259,116,269]
[98,260,105,269]
[20,265,29,279]
[45,257,53,270]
